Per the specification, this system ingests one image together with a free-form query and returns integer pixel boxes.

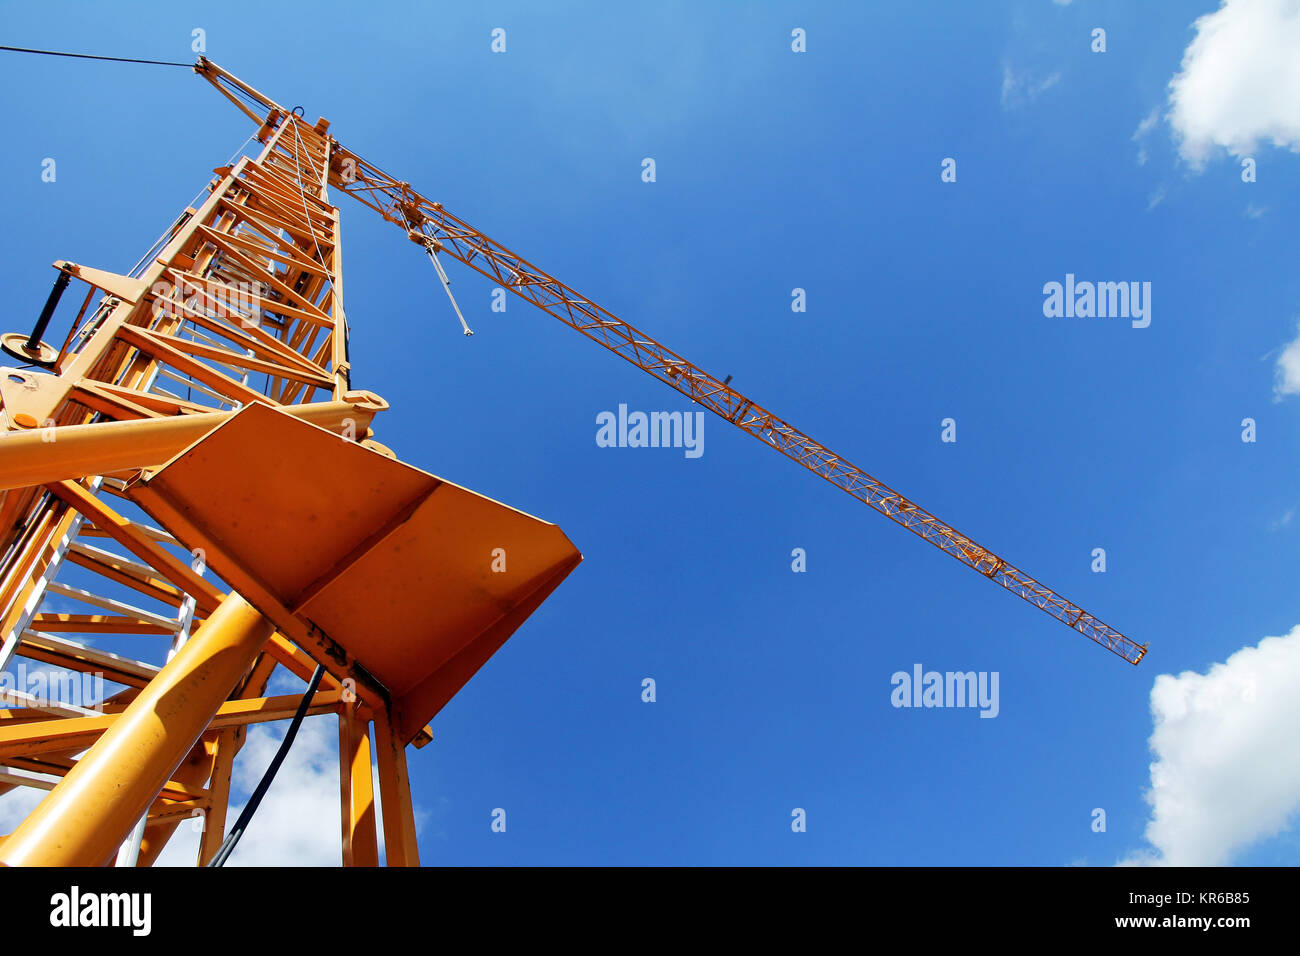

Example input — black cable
[206,663,325,867]
[0,45,193,67]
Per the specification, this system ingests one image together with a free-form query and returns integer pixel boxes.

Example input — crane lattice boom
[198,59,1146,666]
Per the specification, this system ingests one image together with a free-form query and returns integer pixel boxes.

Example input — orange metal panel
[129,402,582,742]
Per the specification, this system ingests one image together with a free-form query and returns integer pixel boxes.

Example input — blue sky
[1,0,1298,865]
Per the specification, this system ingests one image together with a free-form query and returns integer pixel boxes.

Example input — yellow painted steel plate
[132,402,581,738]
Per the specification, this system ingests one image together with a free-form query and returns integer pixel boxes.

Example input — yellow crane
[0,58,1143,868]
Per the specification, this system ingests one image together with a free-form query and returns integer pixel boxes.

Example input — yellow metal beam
[0,689,342,760]
[0,593,273,866]
[0,396,385,493]
[373,706,419,867]
[339,702,378,866]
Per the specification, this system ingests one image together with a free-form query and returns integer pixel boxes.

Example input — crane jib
[193,60,1146,667]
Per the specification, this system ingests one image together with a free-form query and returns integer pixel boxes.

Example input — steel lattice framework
[0,56,1145,870]
[0,93,417,866]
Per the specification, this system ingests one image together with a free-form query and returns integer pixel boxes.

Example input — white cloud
[1275,324,1300,398]
[1167,0,1300,165]
[0,784,46,836]
[157,716,345,866]
[1001,63,1061,110]
[1122,625,1300,865]
[1132,108,1161,165]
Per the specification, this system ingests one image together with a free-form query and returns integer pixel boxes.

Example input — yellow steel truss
[0,71,580,866]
